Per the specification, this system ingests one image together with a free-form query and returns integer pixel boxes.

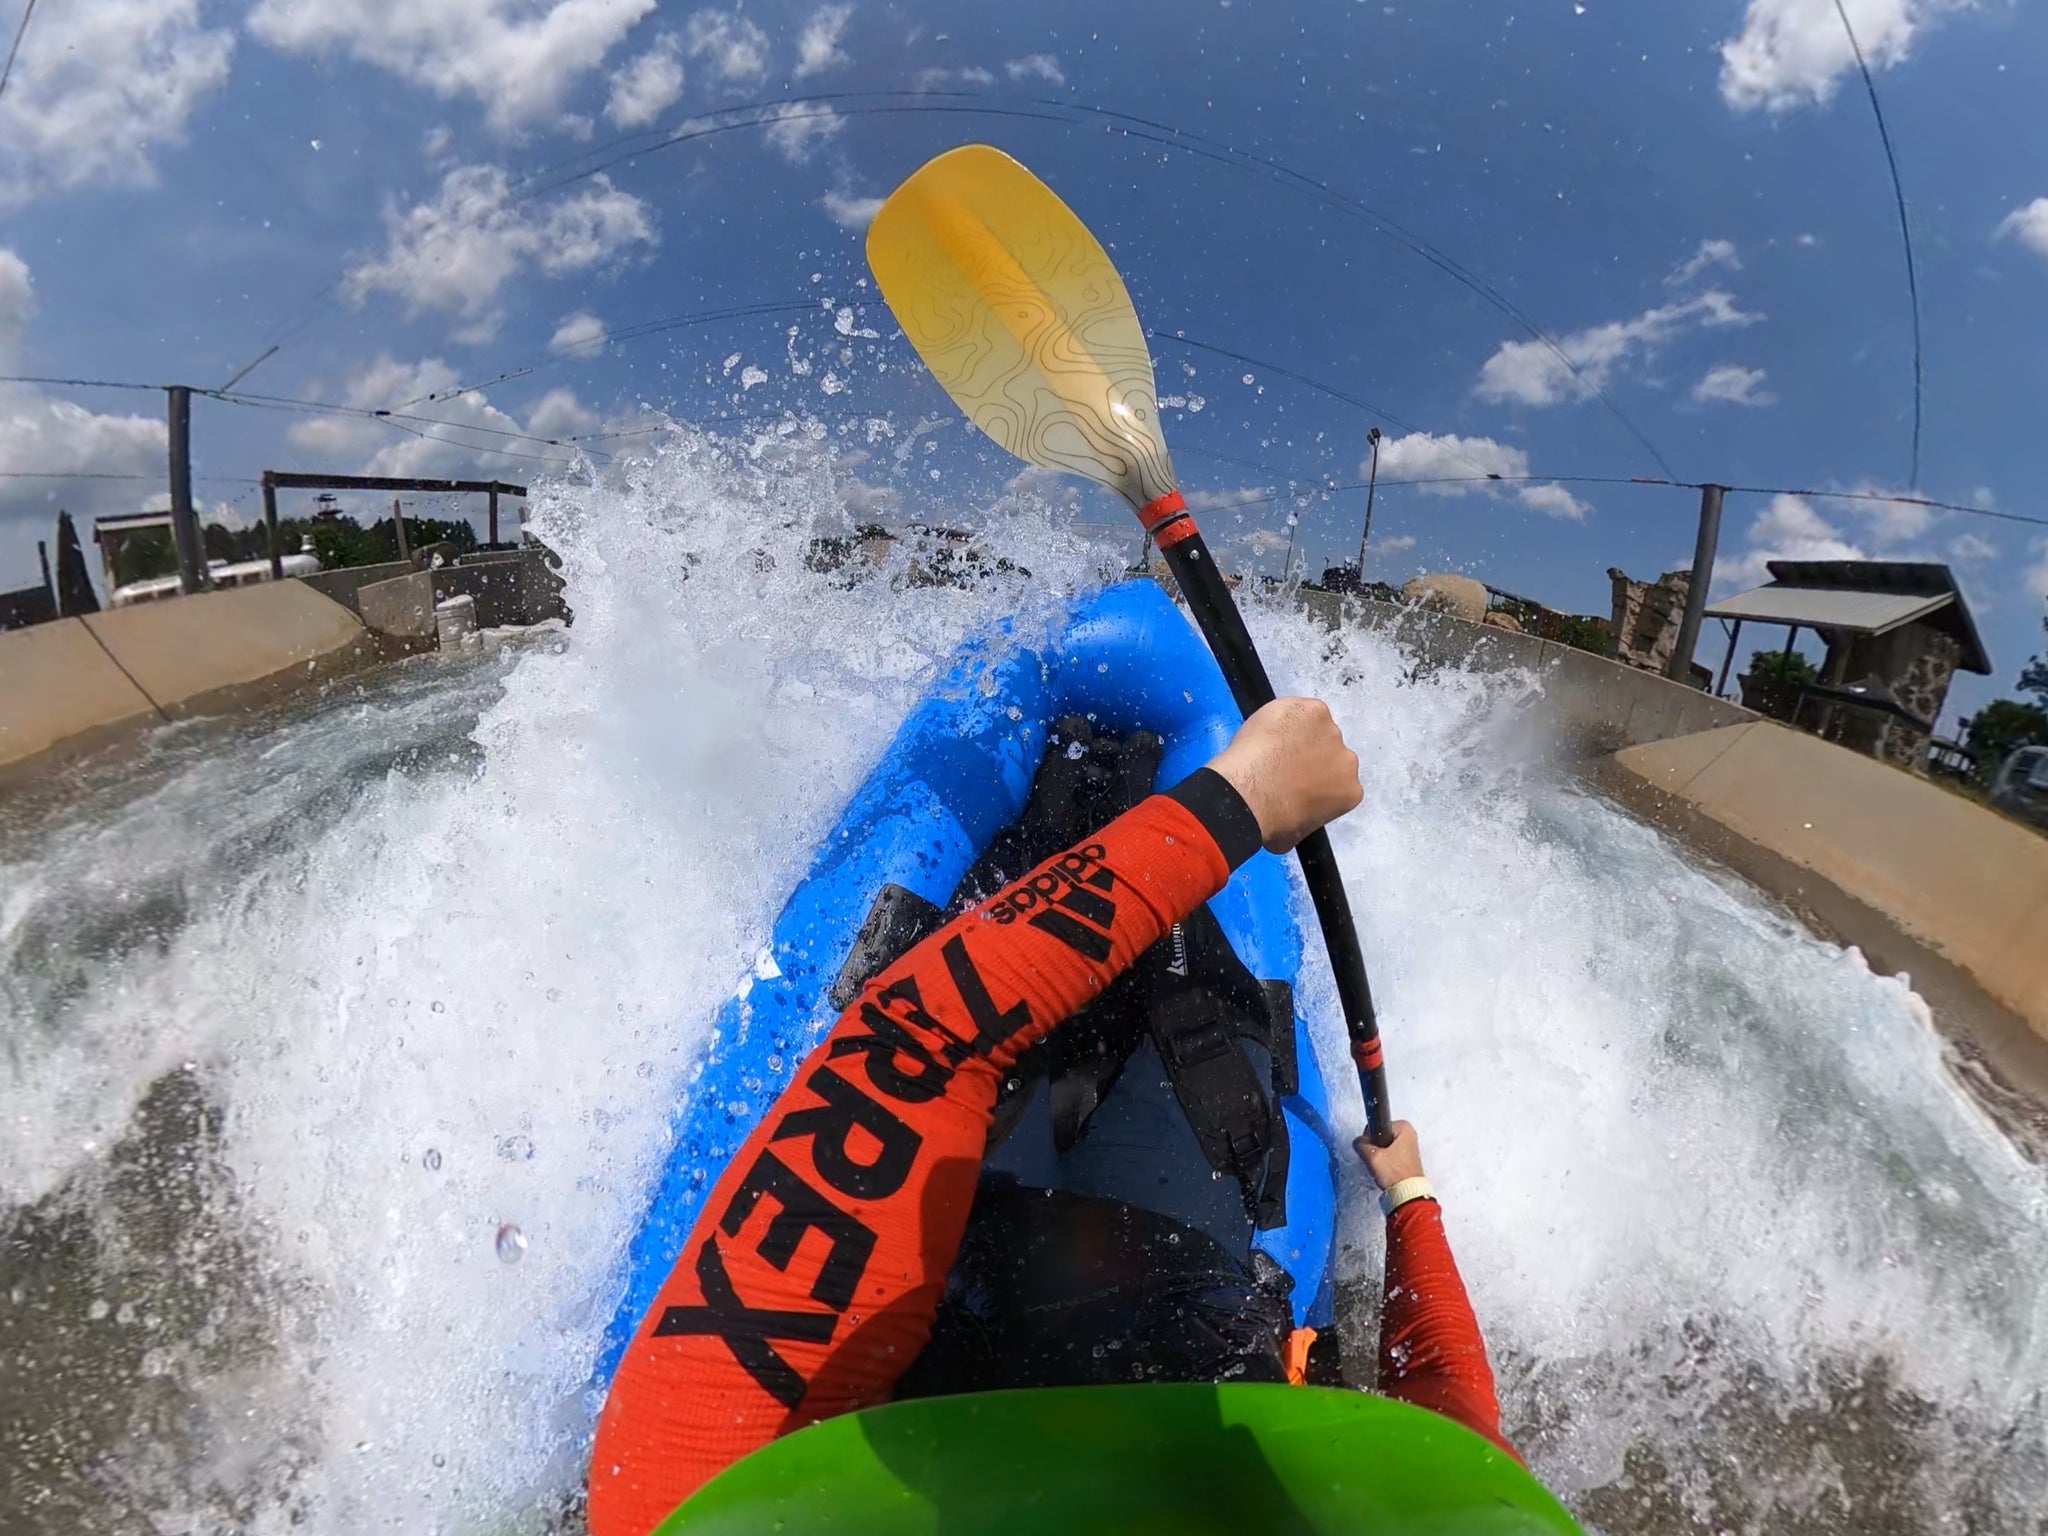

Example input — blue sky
[3,0,2046,724]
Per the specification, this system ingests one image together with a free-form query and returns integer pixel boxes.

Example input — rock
[1400,572,1488,623]
[1481,610,1523,632]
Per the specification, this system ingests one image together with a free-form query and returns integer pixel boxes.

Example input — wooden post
[166,385,209,594]
[1716,617,1743,697]
[487,486,500,545]
[263,476,283,580]
[392,496,411,561]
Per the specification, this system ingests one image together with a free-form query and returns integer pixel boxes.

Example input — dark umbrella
[53,510,100,616]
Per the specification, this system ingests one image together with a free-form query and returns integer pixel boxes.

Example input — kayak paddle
[866,143,1394,1145]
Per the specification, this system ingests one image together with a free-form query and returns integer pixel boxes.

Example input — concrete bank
[1603,723,2048,1074]
[1296,589,1756,756]
[1296,585,2048,1142]
[0,581,376,785]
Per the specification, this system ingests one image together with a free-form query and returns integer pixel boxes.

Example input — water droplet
[431,1000,446,1014]
[423,1147,442,1172]
[88,1299,110,1321]
[432,1452,446,1468]
[496,1134,535,1162]
[495,1223,528,1264]
[1064,739,1086,760]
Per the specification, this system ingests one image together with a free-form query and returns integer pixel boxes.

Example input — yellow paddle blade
[866,144,1178,516]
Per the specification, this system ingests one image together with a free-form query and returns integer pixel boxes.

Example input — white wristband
[1380,1176,1435,1216]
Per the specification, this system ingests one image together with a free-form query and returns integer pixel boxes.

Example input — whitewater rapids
[1,427,2042,1534]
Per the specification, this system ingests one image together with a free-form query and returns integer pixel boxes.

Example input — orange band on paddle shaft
[1140,489,1198,549]
[1282,1326,1317,1387]
[1352,1037,1384,1073]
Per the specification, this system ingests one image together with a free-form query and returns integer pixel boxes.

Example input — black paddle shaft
[1158,531,1394,1146]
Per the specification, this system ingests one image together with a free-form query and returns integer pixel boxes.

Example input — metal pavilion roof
[1702,559,1993,675]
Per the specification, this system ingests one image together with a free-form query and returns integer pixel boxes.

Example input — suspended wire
[201,387,594,467]
[378,299,816,416]
[510,91,1678,480]
[1832,0,1924,488]
[1147,331,1508,483]
[0,0,36,105]
[0,373,163,391]
[211,90,1676,480]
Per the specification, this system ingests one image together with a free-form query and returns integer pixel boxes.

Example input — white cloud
[248,0,656,136]
[1948,531,1998,565]
[0,0,233,210]
[1691,363,1777,407]
[761,103,844,164]
[1185,485,1276,512]
[606,33,685,128]
[1476,290,1763,407]
[1719,0,1972,115]
[281,355,588,482]
[1996,198,2048,263]
[549,311,609,359]
[913,65,996,89]
[0,250,33,352]
[1372,431,1589,521]
[1669,238,1740,287]
[822,188,883,229]
[0,252,167,584]
[1005,53,1066,86]
[344,165,656,342]
[1369,533,1418,556]
[1516,482,1593,521]
[527,387,598,438]
[1717,492,1869,589]
[794,4,855,78]
[2026,540,2048,603]
[685,8,770,83]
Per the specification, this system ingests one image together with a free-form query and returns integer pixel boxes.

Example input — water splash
[0,424,2040,1534]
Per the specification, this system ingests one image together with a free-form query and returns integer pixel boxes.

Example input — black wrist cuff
[1166,767,1264,870]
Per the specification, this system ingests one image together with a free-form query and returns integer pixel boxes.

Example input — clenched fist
[1205,697,1363,854]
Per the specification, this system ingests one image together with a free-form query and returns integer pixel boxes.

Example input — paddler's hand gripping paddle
[866,144,1394,1145]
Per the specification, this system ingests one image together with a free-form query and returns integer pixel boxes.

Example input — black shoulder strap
[1144,916,1294,1232]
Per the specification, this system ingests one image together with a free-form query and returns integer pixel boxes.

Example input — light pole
[1355,427,1382,583]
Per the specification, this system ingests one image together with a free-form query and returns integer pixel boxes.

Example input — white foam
[1,426,2041,1531]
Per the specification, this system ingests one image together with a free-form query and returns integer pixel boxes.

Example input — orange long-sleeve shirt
[589,775,1510,1535]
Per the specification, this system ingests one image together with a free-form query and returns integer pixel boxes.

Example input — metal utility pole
[1355,427,1382,580]
[165,386,209,595]
[391,497,411,561]
[487,486,500,545]
[1665,482,1725,685]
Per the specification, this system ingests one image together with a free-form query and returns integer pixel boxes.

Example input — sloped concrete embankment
[1295,587,2048,1134]
[0,582,376,785]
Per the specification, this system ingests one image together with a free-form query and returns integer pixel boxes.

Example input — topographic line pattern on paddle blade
[867,144,1177,514]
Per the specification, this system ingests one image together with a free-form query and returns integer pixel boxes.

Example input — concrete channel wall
[1296,584,2048,1106]
[1296,588,1757,756]
[0,581,374,783]
[1609,723,2048,1051]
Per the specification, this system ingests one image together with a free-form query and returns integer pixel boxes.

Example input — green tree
[1965,699,2048,784]
[1743,647,1816,720]
[2021,600,2047,705]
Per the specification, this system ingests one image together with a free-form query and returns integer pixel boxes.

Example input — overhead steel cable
[212,89,1678,482]
[1831,0,1925,488]
[0,0,37,105]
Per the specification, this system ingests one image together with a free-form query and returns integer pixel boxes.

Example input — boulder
[1400,572,1488,623]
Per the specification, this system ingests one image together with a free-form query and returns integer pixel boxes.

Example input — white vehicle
[1990,743,2048,831]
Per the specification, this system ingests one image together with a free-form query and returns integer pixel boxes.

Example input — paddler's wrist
[1165,767,1263,870]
